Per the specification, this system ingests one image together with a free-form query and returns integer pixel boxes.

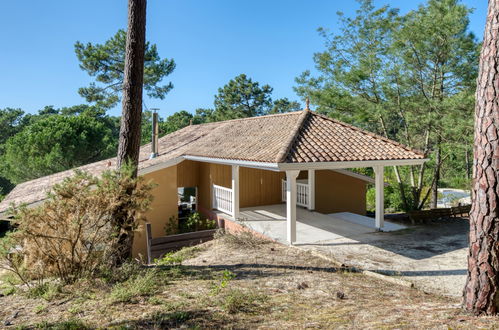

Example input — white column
[307,169,315,211]
[374,165,384,230]
[231,165,240,220]
[286,170,300,244]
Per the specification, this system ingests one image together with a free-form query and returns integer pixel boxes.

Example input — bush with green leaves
[181,212,216,233]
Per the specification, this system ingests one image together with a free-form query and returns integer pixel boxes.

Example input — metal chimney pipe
[150,109,159,159]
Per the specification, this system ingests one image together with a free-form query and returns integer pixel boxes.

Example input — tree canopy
[1,114,115,184]
[295,0,478,211]
[75,29,175,109]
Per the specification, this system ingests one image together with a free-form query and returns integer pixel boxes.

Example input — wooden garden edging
[146,223,221,264]
[408,204,471,224]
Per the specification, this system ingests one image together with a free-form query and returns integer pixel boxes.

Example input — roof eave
[278,158,428,171]
[183,155,281,171]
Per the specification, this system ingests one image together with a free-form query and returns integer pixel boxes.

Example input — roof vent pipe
[149,109,159,159]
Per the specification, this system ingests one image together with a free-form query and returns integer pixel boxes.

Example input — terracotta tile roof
[0,110,423,214]
[286,112,423,163]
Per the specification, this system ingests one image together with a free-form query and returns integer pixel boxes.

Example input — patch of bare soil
[0,233,498,329]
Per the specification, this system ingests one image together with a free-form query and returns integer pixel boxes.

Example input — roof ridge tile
[275,110,310,163]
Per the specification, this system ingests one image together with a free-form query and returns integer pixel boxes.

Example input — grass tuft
[215,229,270,249]
[110,269,159,303]
[222,289,268,314]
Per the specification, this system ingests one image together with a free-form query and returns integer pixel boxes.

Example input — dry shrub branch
[0,165,154,285]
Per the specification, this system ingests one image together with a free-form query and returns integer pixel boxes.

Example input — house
[0,109,425,257]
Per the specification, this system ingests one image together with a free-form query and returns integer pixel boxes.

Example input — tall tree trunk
[430,143,441,209]
[464,0,499,315]
[112,0,147,265]
[117,0,147,175]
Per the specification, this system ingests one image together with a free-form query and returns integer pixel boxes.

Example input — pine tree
[464,0,499,315]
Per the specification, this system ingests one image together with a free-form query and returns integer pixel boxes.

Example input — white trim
[183,155,280,171]
[308,169,315,210]
[331,169,389,186]
[138,157,184,175]
[374,165,385,230]
[231,165,240,219]
[278,158,427,171]
[286,170,300,245]
[332,169,375,184]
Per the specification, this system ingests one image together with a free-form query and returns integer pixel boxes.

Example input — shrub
[180,212,216,233]
[0,165,154,285]
[27,282,62,301]
[215,228,270,249]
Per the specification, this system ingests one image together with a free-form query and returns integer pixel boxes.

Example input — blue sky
[0,1,487,118]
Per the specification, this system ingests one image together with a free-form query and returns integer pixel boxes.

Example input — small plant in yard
[27,282,63,301]
[211,269,236,295]
[34,304,47,314]
[28,319,91,330]
[164,215,179,235]
[181,212,216,233]
[156,251,184,266]
[110,268,159,303]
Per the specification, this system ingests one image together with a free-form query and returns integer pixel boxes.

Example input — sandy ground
[298,219,469,297]
[234,205,469,297]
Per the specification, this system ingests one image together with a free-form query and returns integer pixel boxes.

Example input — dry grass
[0,234,498,329]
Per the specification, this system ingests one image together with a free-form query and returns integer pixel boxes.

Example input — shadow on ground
[301,218,469,260]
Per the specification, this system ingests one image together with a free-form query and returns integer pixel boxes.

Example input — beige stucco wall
[314,170,367,215]
[132,165,178,259]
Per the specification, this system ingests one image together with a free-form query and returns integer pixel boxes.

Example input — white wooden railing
[281,180,309,208]
[212,184,233,215]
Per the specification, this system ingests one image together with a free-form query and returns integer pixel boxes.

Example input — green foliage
[75,29,175,109]
[0,108,26,148]
[295,0,478,211]
[211,269,236,295]
[1,114,115,184]
[29,319,91,330]
[156,251,184,266]
[269,98,302,114]
[110,268,159,303]
[367,184,421,213]
[181,212,216,233]
[27,282,63,301]
[213,74,273,120]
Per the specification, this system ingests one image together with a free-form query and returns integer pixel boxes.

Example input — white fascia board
[183,155,280,171]
[278,158,428,171]
[138,157,184,175]
[332,169,375,184]
[332,169,389,186]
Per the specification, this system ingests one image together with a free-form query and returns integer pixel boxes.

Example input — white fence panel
[281,179,309,208]
[212,184,233,215]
